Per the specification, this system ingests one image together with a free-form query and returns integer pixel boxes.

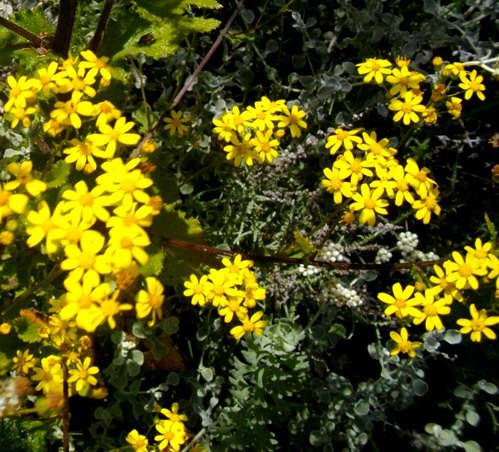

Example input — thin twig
[163,237,442,271]
[0,16,45,48]
[62,361,70,452]
[130,0,245,159]
[52,0,77,57]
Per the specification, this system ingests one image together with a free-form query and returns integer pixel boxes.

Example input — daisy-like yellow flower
[230,310,267,340]
[0,322,11,334]
[136,277,165,326]
[412,289,450,331]
[325,128,363,155]
[357,131,395,163]
[3,75,39,112]
[63,137,110,172]
[50,90,95,129]
[218,296,247,323]
[223,133,257,167]
[321,166,353,204]
[464,238,492,265]
[79,50,112,81]
[207,269,239,307]
[96,158,153,205]
[12,349,36,375]
[31,356,63,394]
[446,97,462,119]
[60,230,112,287]
[457,304,499,342]
[429,264,463,304]
[412,188,441,224]
[163,110,191,136]
[458,70,485,101]
[126,429,149,452]
[242,278,266,309]
[89,117,141,156]
[404,158,436,198]
[356,58,392,84]
[93,100,121,126]
[350,184,389,226]
[90,289,133,330]
[56,62,97,97]
[333,150,374,186]
[60,180,113,223]
[386,66,425,97]
[251,129,280,163]
[183,274,213,306]
[160,402,188,425]
[441,61,466,78]
[387,165,415,206]
[245,102,277,131]
[106,225,151,269]
[106,199,153,236]
[388,91,426,125]
[37,61,67,96]
[155,419,187,451]
[443,251,488,290]
[26,201,64,253]
[276,104,307,138]
[377,282,422,319]
[8,104,38,129]
[0,184,29,221]
[221,254,253,284]
[67,357,99,393]
[389,327,421,358]
[5,160,47,197]
[212,114,236,142]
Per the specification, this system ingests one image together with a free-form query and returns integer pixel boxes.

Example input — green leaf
[412,379,429,396]
[140,250,164,277]
[44,160,71,188]
[16,321,42,343]
[354,400,369,416]
[465,410,480,426]
[477,379,498,395]
[443,329,462,345]
[160,316,179,335]
[462,441,482,452]
[167,372,180,386]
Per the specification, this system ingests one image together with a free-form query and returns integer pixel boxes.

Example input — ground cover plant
[0,0,498,450]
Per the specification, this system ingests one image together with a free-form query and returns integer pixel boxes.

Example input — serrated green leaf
[16,321,42,343]
[44,160,71,188]
[140,250,164,277]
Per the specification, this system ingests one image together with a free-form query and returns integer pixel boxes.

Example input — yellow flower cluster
[212,97,307,166]
[126,402,190,452]
[6,320,105,417]
[2,50,140,173]
[379,238,499,358]
[0,55,169,334]
[322,128,441,226]
[356,56,486,125]
[183,254,267,340]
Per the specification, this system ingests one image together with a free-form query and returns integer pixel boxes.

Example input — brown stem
[62,361,70,452]
[163,237,443,272]
[0,16,44,47]
[52,0,78,57]
[88,0,114,52]
[130,0,245,159]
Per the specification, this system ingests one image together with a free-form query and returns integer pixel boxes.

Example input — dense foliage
[0,1,497,451]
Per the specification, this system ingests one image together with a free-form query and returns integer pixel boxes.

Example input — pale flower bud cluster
[329,282,364,308]
[375,247,393,264]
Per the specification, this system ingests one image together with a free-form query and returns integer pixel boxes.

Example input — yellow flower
[50,90,95,129]
[37,61,67,96]
[183,274,213,306]
[63,137,109,172]
[126,429,149,452]
[136,277,165,326]
[389,327,421,358]
[26,201,64,253]
[60,180,113,223]
[221,254,253,284]
[93,100,121,126]
[387,164,415,206]
[96,158,153,205]
[432,56,443,68]
[464,238,492,265]
[444,251,488,290]
[107,225,151,269]
[429,264,463,304]
[321,166,353,204]
[5,160,47,197]
[356,58,392,84]
[223,133,257,167]
[325,128,363,155]
[457,304,499,342]
[412,188,441,224]
[12,349,36,375]
[67,357,99,393]
[446,97,462,119]
[459,70,486,101]
[160,402,188,424]
[334,150,374,186]
[388,91,426,125]
[251,129,280,164]
[60,230,112,287]
[276,104,307,138]
[3,75,39,112]
[350,184,389,226]
[412,289,450,331]
[212,114,236,142]
[207,269,239,307]
[155,419,187,451]
[56,63,97,97]
[404,158,436,198]
[89,117,141,156]
[0,322,11,334]
[88,289,133,330]
[79,50,112,81]
[377,282,422,319]
[218,296,247,323]
[163,110,191,136]
[31,356,63,394]
[0,184,28,221]
[386,66,425,97]
[230,310,267,340]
